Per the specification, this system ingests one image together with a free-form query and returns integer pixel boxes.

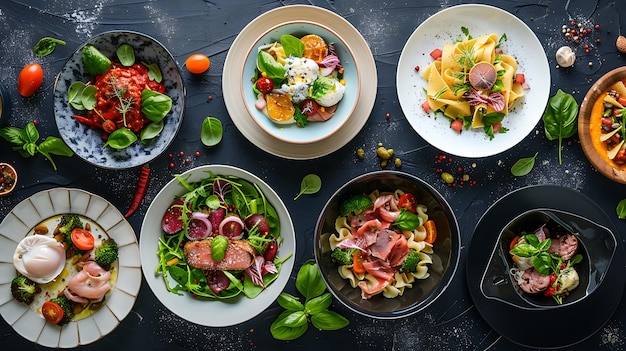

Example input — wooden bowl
[578,66,626,184]
[0,163,17,195]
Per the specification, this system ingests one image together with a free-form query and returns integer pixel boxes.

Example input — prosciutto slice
[362,259,395,281]
[369,229,401,261]
[307,104,337,122]
[66,261,111,302]
[358,276,390,299]
[387,234,410,267]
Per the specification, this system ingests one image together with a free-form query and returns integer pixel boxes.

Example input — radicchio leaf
[262,260,278,275]
[213,179,232,204]
[464,89,505,112]
[245,256,266,287]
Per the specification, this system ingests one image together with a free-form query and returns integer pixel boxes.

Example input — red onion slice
[219,216,245,239]
[185,212,212,240]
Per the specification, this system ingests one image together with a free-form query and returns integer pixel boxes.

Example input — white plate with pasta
[396,4,550,158]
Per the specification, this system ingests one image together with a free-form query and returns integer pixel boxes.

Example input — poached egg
[13,235,66,284]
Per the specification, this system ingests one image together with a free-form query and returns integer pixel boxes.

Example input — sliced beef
[547,233,578,260]
[519,267,551,294]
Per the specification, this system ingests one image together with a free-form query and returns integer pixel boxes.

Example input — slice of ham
[547,233,578,260]
[184,238,255,270]
[358,275,390,299]
[387,234,410,267]
[65,261,111,302]
[307,104,337,122]
[369,229,401,261]
[362,259,395,281]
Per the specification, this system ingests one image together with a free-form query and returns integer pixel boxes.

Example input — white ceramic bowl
[0,188,141,348]
[242,22,358,144]
[139,165,296,326]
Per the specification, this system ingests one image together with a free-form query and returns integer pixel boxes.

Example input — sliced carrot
[424,219,437,244]
[352,251,366,273]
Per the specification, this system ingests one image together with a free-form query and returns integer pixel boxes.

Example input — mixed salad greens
[156,172,290,299]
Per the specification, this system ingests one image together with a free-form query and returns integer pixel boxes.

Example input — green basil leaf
[310,310,350,331]
[257,51,286,80]
[80,85,98,110]
[281,34,305,58]
[33,37,66,57]
[140,120,164,145]
[23,122,39,143]
[392,209,422,231]
[295,261,326,300]
[275,310,308,328]
[0,126,27,145]
[103,127,137,149]
[511,152,538,176]
[142,62,163,83]
[617,198,626,219]
[304,292,332,315]
[141,89,172,122]
[68,81,86,104]
[116,44,135,66]
[270,310,309,341]
[201,117,223,146]
[294,174,321,200]
[23,142,37,157]
[509,243,538,257]
[243,274,264,298]
[532,252,552,275]
[277,292,305,311]
[82,44,111,76]
[542,89,578,164]
[211,235,228,261]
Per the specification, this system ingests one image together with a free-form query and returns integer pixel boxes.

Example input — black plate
[466,185,626,349]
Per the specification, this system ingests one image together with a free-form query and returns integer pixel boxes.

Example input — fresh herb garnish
[116,44,135,67]
[617,198,626,219]
[511,152,538,176]
[294,174,321,200]
[542,89,578,165]
[0,122,73,170]
[270,261,349,340]
[33,37,66,57]
[200,116,223,146]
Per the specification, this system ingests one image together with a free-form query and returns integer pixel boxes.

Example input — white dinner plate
[0,188,141,348]
[397,4,550,158]
[139,165,296,326]
[223,5,376,159]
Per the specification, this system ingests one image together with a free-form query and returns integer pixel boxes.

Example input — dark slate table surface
[1,0,625,350]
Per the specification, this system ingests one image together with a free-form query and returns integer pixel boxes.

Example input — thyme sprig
[108,75,134,127]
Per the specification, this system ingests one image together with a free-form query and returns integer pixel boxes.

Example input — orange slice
[266,93,295,123]
[301,34,328,62]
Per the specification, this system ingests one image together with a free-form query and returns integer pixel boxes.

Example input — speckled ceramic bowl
[53,31,185,169]
[314,171,460,319]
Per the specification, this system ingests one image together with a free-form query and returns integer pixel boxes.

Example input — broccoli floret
[401,250,421,272]
[10,274,40,305]
[331,248,356,266]
[95,239,119,267]
[58,214,84,243]
[339,194,373,216]
[49,296,74,325]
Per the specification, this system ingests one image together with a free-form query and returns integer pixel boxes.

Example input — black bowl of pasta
[314,171,461,319]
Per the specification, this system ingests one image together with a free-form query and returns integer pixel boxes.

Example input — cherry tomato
[185,54,211,74]
[71,228,95,251]
[256,77,274,94]
[423,219,437,244]
[41,301,64,324]
[300,99,319,116]
[509,235,520,251]
[398,193,418,213]
[18,63,44,97]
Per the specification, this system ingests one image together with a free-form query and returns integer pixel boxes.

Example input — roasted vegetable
[401,250,421,273]
[10,274,40,305]
[48,296,74,325]
[58,214,84,244]
[94,239,119,268]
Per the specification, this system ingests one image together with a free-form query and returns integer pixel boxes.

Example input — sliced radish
[219,216,245,239]
[162,198,185,234]
[186,212,212,240]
